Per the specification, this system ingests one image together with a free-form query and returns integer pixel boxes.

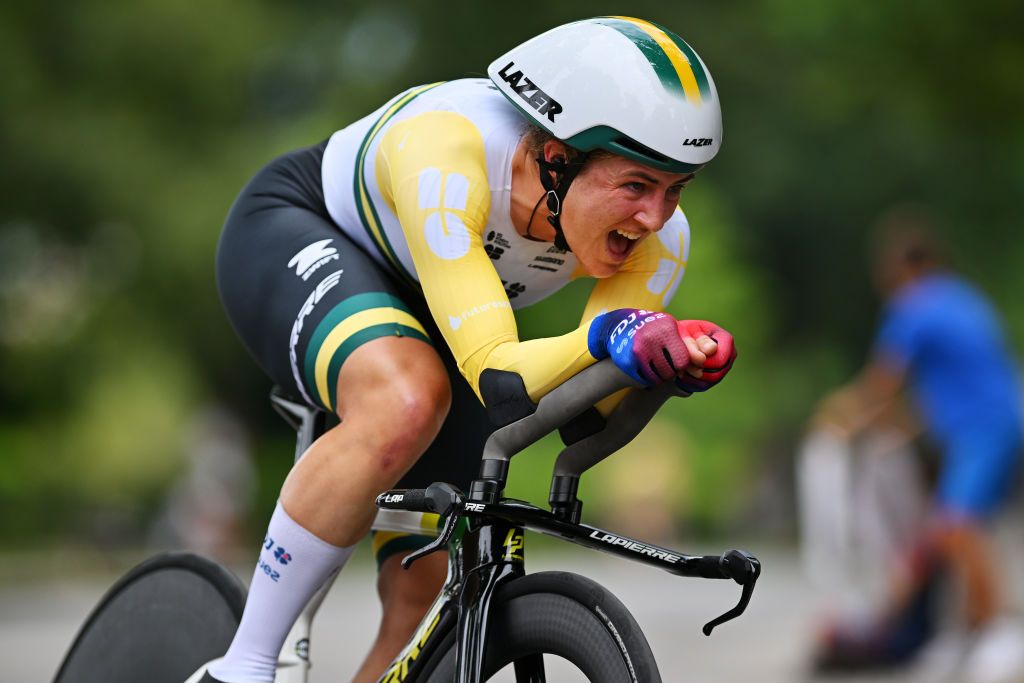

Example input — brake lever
[401,509,461,569]
[702,550,761,636]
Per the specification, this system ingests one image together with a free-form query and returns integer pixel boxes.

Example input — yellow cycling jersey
[321,80,691,403]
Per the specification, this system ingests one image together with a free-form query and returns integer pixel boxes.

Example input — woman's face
[560,154,694,278]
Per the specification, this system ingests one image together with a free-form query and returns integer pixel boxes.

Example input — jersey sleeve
[375,110,597,402]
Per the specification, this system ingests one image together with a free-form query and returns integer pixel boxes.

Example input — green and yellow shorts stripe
[302,292,432,411]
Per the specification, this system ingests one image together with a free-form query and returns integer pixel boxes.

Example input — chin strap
[536,152,587,252]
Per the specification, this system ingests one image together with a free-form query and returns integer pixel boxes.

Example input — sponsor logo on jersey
[448,300,512,331]
[589,530,682,563]
[501,280,526,299]
[288,270,344,405]
[682,138,713,147]
[288,239,340,281]
[484,231,511,261]
[496,62,563,123]
[419,169,472,260]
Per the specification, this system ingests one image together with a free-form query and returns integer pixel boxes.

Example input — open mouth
[607,228,642,261]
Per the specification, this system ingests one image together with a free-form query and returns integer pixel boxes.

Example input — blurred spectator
[798,400,927,615]
[807,206,1024,682]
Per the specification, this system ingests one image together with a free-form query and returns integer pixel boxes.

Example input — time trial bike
[54,358,760,683]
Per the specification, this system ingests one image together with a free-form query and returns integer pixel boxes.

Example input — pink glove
[675,319,737,392]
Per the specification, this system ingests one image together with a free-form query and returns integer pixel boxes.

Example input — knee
[339,339,452,479]
[379,371,451,461]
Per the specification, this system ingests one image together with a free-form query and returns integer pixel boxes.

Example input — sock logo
[261,535,293,580]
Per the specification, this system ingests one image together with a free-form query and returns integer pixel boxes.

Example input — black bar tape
[694,555,727,579]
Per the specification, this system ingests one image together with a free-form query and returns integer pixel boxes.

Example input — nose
[633,194,668,233]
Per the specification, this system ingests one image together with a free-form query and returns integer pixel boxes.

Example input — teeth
[615,229,642,240]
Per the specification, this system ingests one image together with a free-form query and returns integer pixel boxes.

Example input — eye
[623,182,646,194]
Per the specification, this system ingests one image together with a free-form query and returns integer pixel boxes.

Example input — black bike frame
[375,516,528,683]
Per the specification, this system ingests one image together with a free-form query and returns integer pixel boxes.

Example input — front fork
[455,523,527,682]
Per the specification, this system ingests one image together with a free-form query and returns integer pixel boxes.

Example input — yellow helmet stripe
[612,16,702,105]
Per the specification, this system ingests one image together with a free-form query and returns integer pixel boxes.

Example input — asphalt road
[0,543,963,683]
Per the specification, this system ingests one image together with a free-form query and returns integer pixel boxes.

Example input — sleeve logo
[646,225,686,307]
[418,168,472,260]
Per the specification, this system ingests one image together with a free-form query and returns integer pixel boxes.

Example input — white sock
[208,502,355,683]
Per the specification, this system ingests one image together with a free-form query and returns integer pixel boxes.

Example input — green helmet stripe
[591,17,686,99]
[650,20,712,99]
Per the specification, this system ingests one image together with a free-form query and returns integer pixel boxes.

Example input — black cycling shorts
[216,141,494,496]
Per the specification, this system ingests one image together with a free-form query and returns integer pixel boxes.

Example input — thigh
[218,144,495,490]
[394,319,496,492]
[216,147,433,412]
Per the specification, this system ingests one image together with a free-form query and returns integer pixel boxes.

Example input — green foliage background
[2,0,1022,545]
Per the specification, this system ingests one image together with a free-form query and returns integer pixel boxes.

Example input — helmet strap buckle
[536,152,586,253]
[545,189,561,216]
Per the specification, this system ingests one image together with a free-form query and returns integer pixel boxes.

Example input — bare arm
[815,355,906,438]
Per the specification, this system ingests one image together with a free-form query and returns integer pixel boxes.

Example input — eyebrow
[622,170,695,186]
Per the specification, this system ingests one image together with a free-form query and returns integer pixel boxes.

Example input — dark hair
[870,204,947,272]
[520,124,614,166]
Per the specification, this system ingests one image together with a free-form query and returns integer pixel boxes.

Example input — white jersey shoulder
[321,79,580,309]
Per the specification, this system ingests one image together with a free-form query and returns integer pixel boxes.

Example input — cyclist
[206,17,737,683]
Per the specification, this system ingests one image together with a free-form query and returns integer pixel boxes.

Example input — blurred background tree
[2,0,1022,547]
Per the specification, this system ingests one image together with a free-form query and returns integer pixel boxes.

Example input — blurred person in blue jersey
[812,206,1024,682]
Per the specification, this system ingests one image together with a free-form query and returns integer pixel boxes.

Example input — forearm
[461,324,597,403]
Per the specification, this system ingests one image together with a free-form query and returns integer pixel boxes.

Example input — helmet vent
[613,136,672,165]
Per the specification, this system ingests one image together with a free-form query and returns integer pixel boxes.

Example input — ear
[542,139,570,164]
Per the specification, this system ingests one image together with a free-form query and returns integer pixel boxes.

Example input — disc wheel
[54,552,246,683]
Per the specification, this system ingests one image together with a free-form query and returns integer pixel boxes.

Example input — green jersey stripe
[353,82,444,285]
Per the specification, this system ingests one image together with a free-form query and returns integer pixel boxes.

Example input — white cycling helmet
[487,16,722,173]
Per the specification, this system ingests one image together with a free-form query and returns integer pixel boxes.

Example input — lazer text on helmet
[496,62,563,122]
